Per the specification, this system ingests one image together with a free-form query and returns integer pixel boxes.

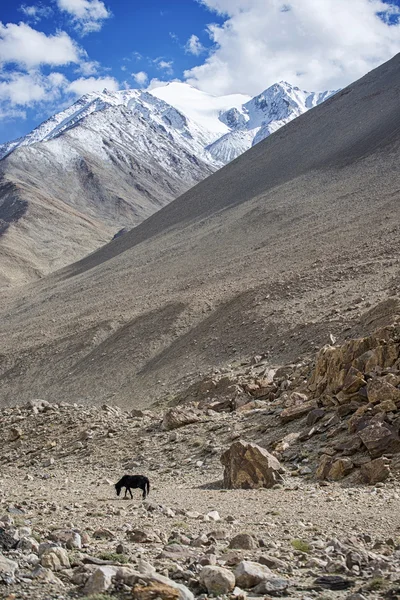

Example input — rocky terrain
[1,312,400,599]
[0,53,399,407]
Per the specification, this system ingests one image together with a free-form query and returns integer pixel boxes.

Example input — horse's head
[115,483,121,496]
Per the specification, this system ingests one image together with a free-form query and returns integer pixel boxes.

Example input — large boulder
[84,566,117,595]
[234,560,274,588]
[220,440,284,489]
[199,566,235,595]
[0,553,18,583]
[360,458,390,484]
[366,378,400,405]
[358,421,400,458]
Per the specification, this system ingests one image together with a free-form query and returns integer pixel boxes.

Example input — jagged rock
[0,553,18,582]
[26,399,51,413]
[84,566,117,595]
[307,408,326,426]
[253,577,290,594]
[199,566,236,594]
[341,367,366,396]
[41,547,70,571]
[162,408,200,431]
[258,554,288,569]
[31,565,64,585]
[50,530,82,549]
[315,455,333,480]
[328,458,354,481]
[360,458,390,484]
[285,392,309,407]
[220,441,283,489]
[308,328,400,400]
[234,560,274,588]
[367,377,400,405]
[229,534,257,550]
[358,421,400,458]
[0,527,19,551]
[280,401,316,423]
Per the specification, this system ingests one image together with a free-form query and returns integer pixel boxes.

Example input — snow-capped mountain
[0,80,336,287]
[0,81,336,164]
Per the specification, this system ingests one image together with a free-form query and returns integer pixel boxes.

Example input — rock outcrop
[220,440,284,489]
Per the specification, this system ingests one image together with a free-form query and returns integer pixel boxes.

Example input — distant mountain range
[0,81,335,286]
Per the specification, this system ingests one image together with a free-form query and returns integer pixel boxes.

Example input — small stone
[229,534,257,550]
[207,511,220,522]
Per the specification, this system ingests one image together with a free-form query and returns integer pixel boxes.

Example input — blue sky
[1,0,400,145]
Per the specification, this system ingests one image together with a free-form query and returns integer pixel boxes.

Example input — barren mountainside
[0,54,399,410]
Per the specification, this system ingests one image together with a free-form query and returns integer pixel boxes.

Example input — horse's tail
[146,478,150,496]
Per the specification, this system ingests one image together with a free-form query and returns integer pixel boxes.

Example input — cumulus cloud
[186,0,400,94]
[19,3,53,22]
[185,34,205,56]
[0,71,67,106]
[0,22,81,68]
[56,0,111,34]
[132,71,148,86]
[67,75,118,95]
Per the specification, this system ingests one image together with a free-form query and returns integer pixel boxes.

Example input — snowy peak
[0,80,337,165]
[208,81,337,163]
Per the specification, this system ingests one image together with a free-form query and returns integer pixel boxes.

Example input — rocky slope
[0,53,399,407]
[1,312,400,599]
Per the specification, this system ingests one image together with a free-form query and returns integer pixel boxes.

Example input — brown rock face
[308,325,400,400]
[327,458,354,481]
[360,458,390,484]
[358,422,400,458]
[366,378,400,405]
[220,440,283,489]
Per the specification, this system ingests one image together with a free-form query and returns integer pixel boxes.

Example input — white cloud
[0,107,27,120]
[156,59,173,74]
[19,4,53,22]
[186,0,400,94]
[67,75,118,95]
[77,59,100,75]
[0,71,67,106]
[185,34,205,56]
[132,71,148,86]
[0,22,81,68]
[56,0,111,34]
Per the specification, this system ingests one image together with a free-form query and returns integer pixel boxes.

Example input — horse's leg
[129,487,133,499]
[124,487,128,498]
[142,485,146,499]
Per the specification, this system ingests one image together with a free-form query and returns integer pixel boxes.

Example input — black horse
[115,474,150,499]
